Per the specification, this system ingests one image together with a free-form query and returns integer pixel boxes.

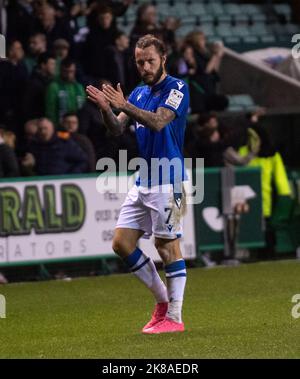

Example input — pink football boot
[143,317,185,334]
[142,302,168,332]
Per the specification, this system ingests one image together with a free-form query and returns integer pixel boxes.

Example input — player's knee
[112,236,133,257]
[112,237,123,256]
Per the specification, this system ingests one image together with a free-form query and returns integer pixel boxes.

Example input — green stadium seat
[189,3,207,16]
[242,35,259,44]
[251,13,267,23]
[217,14,232,25]
[224,3,243,16]
[233,13,249,25]
[173,3,190,17]
[224,36,241,45]
[260,35,277,44]
[216,25,232,38]
[233,25,250,37]
[200,24,215,37]
[176,24,197,38]
[249,23,269,36]
[206,2,224,16]
[199,14,215,25]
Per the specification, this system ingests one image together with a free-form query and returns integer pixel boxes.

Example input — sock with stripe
[164,259,187,323]
[124,247,168,304]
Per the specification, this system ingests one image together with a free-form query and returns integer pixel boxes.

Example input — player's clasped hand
[86,85,110,111]
[102,83,127,110]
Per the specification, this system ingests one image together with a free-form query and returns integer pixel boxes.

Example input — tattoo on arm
[120,103,175,132]
[101,109,128,136]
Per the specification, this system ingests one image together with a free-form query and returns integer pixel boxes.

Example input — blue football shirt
[128,75,190,188]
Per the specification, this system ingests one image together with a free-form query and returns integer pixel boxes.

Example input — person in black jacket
[21,117,88,175]
[23,52,56,122]
[0,126,20,178]
[82,5,117,79]
[103,30,130,94]
[33,3,74,51]
[61,112,96,172]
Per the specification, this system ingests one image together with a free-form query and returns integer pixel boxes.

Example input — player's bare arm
[102,83,175,132]
[86,85,129,136]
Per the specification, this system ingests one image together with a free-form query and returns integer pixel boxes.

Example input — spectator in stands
[86,0,132,28]
[34,3,74,50]
[45,57,86,127]
[61,112,96,172]
[78,78,118,159]
[22,117,88,176]
[23,52,56,121]
[130,3,160,48]
[82,5,117,79]
[184,31,228,113]
[6,40,29,133]
[24,119,38,143]
[24,33,47,75]
[52,38,70,77]
[103,30,131,94]
[6,0,35,46]
[0,126,20,178]
[185,113,260,168]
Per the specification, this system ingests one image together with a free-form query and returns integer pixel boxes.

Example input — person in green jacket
[45,57,86,127]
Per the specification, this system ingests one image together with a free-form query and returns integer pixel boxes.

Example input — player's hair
[135,34,167,57]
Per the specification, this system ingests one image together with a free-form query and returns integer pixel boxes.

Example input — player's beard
[142,60,164,86]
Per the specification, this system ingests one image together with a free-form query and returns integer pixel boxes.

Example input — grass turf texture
[0,260,300,358]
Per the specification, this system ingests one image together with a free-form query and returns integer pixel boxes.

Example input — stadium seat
[176,24,196,38]
[260,35,277,44]
[224,36,241,45]
[199,14,215,25]
[189,3,207,16]
[251,13,267,23]
[249,23,269,37]
[242,35,259,44]
[217,14,232,25]
[180,15,197,25]
[200,23,215,37]
[216,24,232,38]
[206,2,224,16]
[223,3,242,16]
[233,13,249,25]
[233,25,250,38]
[240,4,262,16]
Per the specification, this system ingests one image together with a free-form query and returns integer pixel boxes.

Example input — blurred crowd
[0,0,232,177]
[0,0,294,268]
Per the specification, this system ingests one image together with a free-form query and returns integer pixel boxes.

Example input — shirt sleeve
[127,88,138,105]
[158,80,189,118]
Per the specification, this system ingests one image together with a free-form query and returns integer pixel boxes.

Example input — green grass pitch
[0,260,300,358]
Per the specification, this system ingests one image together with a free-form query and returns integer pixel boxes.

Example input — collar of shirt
[149,74,169,93]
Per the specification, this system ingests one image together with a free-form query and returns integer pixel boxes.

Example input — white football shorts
[116,183,186,239]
